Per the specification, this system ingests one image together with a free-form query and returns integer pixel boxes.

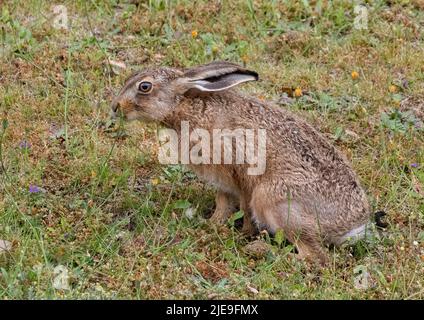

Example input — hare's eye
[138,81,153,94]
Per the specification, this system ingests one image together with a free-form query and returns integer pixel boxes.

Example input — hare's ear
[177,61,258,93]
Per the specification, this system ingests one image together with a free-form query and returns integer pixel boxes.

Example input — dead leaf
[0,239,12,253]
[153,53,165,62]
[412,175,424,197]
[281,86,295,97]
[243,240,270,258]
[247,285,259,294]
[195,261,228,283]
[353,265,375,290]
[108,59,127,75]
[345,129,359,140]
[53,265,70,290]
[354,271,371,290]
[277,93,295,106]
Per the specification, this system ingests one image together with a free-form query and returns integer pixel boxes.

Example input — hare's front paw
[210,209,231,225]
[209,191,238,225]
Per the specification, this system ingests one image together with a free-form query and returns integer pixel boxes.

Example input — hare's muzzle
[110,100,120,119]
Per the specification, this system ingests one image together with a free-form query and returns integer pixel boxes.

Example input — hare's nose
[111,101,120,112]
[110,100,120,118]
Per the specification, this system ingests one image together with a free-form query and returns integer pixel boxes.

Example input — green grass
[1,0,424,299]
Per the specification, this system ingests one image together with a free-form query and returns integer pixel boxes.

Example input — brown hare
[111,61,382,264]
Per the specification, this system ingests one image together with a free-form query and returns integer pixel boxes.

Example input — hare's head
[111,61,258,122]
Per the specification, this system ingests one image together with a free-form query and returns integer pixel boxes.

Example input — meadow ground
[0,0,423,299]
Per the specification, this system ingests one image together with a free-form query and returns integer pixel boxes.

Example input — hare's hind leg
[210,190,238,224]
[295,237,329,265]
[251,188,329,265]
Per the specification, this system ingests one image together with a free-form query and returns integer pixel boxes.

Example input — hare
[111,61,378,264]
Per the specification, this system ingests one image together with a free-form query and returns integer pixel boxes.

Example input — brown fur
[111,61,371,264]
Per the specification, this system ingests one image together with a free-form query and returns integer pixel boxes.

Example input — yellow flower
[151,178,160,186]
[191,30,198,38]
[241,55,249,63]
[212,45,219,54]
[294,87,303,97]
[351,71,359,80]
[91,170,97,178]
[389,85,397,93]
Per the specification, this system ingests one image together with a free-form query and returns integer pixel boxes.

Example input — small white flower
[184,207,196,219]
[115,231,128,240]
[413,241,419,246]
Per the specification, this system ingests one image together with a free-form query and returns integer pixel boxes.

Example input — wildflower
[151,178,160,186]
[351,71,359,80]
[294,87,303,97]
[29,185,41,193]
[19,140,31,150]
[241,55,249,63]
[184,207,196,219]
[411,163,419,168]
[389,85,397,93]
[401,79,409,89]
[212,45,219,54]
[413,241,418,246]
[191,30,198,39]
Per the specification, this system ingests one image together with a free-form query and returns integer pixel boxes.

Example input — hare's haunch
[112,61,375,264]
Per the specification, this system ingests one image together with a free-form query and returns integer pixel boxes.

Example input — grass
[0,0,424,299]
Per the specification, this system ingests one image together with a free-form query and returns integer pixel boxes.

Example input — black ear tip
[374,210,388,229]
[243,70,259,81]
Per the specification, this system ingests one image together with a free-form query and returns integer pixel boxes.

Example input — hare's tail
[335,210,387,246]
